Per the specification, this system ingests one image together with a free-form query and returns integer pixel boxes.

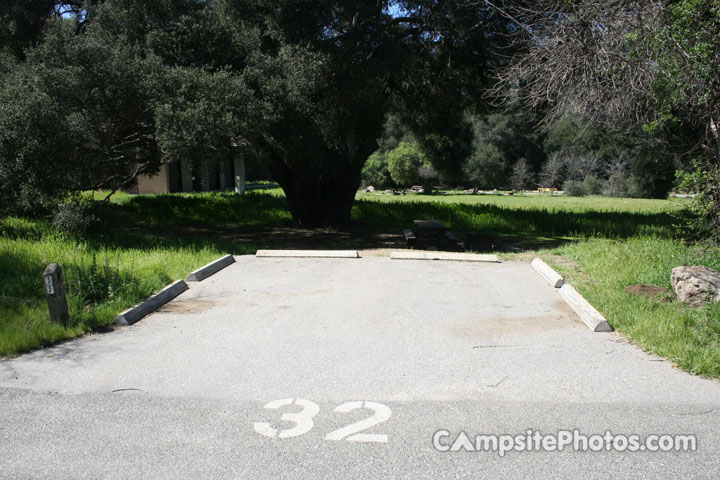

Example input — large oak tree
[0,0,511,225]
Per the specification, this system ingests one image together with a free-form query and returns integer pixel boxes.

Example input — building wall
[136,164,169,194]
[133,159,244,194]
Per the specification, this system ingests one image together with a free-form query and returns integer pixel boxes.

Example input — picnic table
[413,220,448,239]
[404,220,459,248]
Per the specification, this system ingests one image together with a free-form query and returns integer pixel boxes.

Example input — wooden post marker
[43,263,69,325]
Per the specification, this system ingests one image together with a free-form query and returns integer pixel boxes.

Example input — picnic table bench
[404,220,459,248]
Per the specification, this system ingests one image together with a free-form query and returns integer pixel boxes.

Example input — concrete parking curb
[531,258,565,288]
[559,284,613,332]
[390,251,500,262]
[114,280,188,326]
[256,250,360,258]
[187,254,235,282]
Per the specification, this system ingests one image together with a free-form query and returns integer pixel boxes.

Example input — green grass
[2,189,718,378]
[352,195,680,240]
[104,190,292,226]
[0,212,258,357]
[357,191,690,214]
[548,238,720,377]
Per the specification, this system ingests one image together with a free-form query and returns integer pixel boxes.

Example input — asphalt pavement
[1,255,719,479]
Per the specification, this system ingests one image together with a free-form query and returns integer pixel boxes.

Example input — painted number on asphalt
[253,398,320,439]
[325,401,391,443]
[254,399,391,443]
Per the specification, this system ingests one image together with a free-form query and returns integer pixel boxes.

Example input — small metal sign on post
[43,263,69,325]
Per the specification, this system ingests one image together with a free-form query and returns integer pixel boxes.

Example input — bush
[617,175,643,198]
[583,174,606,195]
[563,180,589,196]
[677,161,720,244]
[52,197,99,238]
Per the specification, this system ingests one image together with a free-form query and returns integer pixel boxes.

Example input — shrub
[52,197,99,238]
[677,161,720,244]
[583,174,606,195]
[563,180,588,196]
[618,175,643,198]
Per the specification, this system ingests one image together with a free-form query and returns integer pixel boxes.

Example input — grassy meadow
[2,189,719,378]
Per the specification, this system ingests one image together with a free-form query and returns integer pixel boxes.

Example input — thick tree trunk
[279,172,361,227]
[263,139,375,227]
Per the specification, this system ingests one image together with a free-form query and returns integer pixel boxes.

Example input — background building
[129,158,246,194]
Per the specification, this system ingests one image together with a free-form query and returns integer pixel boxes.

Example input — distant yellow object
[538,187,557,193]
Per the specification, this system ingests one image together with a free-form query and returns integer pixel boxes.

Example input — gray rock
[670,265,720,307]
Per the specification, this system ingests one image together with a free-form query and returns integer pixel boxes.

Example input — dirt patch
[626,284,672,302]
[451,314,578,337]
[128,224,411,251]
[157,299,217,314]
[123,224,567,254]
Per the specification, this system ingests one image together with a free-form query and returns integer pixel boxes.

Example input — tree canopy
[1,0,718,236]
[1,0,514,225]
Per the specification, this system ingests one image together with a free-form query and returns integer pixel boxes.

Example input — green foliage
[52,196,100,239]
[544,114,633,163]
[361,152,393,189]
[583,174,606,195]
[0,14,163,213]
[377,115,414,153]
[629,150,677,199]
[154,67,254,169]
[461,109,545,189]
[0,0,72,59]
[651,0,720,126]
[563,180,589,197]
[386,142,427,187]
[464,142,506,189]
[677,160,720,243]
[0,0,701,225]
[70,254,126,307]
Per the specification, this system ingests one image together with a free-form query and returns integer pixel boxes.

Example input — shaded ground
[121,223,569,254]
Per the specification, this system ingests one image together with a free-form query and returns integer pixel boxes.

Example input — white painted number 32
[253,399,391,443]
